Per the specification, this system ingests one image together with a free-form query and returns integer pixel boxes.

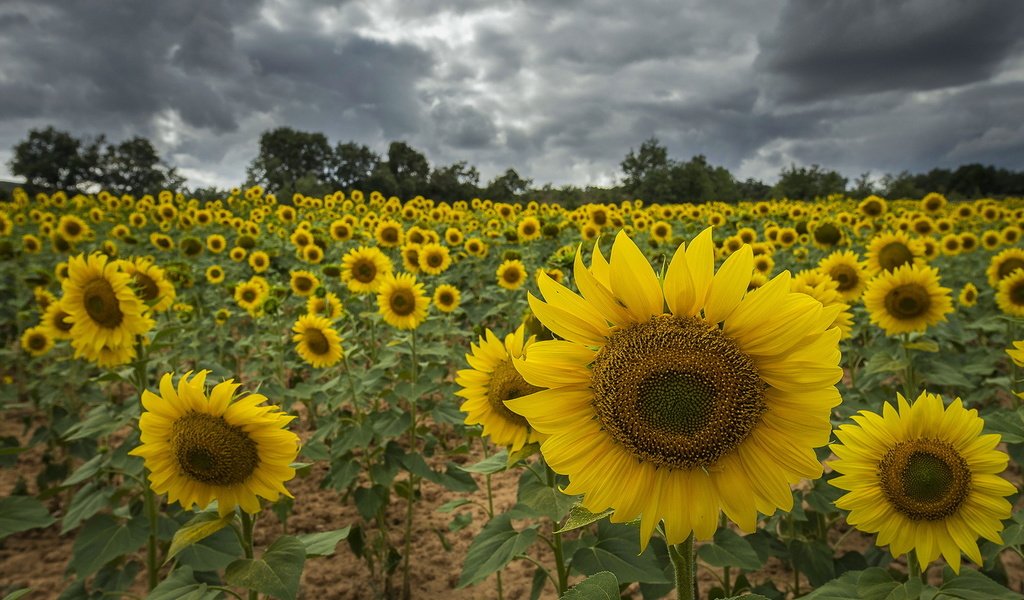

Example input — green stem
[341,353,360,415]
[482,442,504,600]
[402,331,420,600]
[240,511,258,600]
[907,549,925,582]
[545,466,568,595]
[669,534,696,600]
[144,487,159,590]
[900,335,918,401]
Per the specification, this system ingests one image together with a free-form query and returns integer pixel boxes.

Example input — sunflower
[791,271,854,339]
[986,248,1024,288]
[58,215,90,243]
[292,314,344,368]
[464,237,488,258]
[506,229,842,548]
[957,283,978,308]
[444,227,464,246]
[229,247,247,262]
[207,234,227,253]
[649,221,673,244]
[418,243,452,276]
[21,326,54,357]
[342,246,393,294]
[940,234,961,256]
[457,325,543,451]
[921,192,947,214]
[1008,341,1024,368]
[866,231,925,275]
[248,250,270,273]
[433,284,461,313]
[129,371,300,516]
[518,216,541,242]
[496,259,527,291]
[23,234,41,253]
[752,254,774,276]
[119,257,176,313]
[829,391,1015,573]
[818,250,869,301]
[61,253,154,360]
[996,269,1024,317]
[307,292,344,320]
[214,308,232,326]
[375,273,429,330]
[150,233,174,251]
[289,270,320,297]
[41,301,73,340]
[301,243,324,264]
[329,219,353,242]
[206,265,225,285]
[863,264,953,336]
[234,281,268,316]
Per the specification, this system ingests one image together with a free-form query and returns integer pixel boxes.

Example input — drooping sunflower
[307,292,344,320]
[996,269,1024,317]
[292,314,344,368]
[457,325,543,452]
[376,273,430,330]
[830,391,1015,573]
[863,264,953,336]
[958,283,978,308]
[866,231,925,275]
[20,326,54,357]
[119,256,176,312]
[818,250,869,301]
[289,270,320,297]
[433,283,461,313]
[61,253,154,360]
[986,247,1024,288]
[341,246,393,294]
[418,242,452,276]
[506,229,842,548]
[496,259,527,290]
[129,371,300,516]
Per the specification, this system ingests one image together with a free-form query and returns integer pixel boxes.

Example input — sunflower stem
[482,442,504,600]
[240,511,258,600]
[545,465,568,595]
[900,335,918,400]
[144,486,159,591]
[669,534,696,600]
[401,330,420,600]
[907,550,925,582]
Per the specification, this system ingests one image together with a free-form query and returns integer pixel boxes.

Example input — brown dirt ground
[2,406,1022,600]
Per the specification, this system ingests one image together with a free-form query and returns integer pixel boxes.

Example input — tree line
[6,127,1024,205]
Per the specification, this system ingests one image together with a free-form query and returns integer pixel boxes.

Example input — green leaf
[507,442,540,467]
[571,520,671,585]
[2,590,32,600]
[903,340,939,352]
[61,482,114,534]
[555,504,614,534]
[803,567,904,600]
[68,514,148,577]
[790,539,835,586]
[864,353,908,376]
[560,571,619,599]
[296,527,351,557]
[0,495,55,541]
[697,528,763,571]
[457,513,540,588]
[436,499,472,513]
[166,512,234,563]
[722,596,771,600]
[147,565,222,600]
[933,566,1024,599]
[225,535,306,600]
[175,526,243,572]
[459,449,509,474]
[518,468,577,521]
[61,454,105,487]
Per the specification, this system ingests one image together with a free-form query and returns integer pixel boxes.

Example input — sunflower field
[1,186,1023,600]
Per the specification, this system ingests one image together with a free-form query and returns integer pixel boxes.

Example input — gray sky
[1,0,1022,190]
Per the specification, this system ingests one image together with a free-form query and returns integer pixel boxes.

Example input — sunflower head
[986,248,1024,288]
[292,314,344,368]
[21,326,54,357]
[867,231,925,275]
[863,263,953,336]
[496,259,527,290]
[130,371,300,516]
[830,391,1015,573]
[433,284,461,313]
[996,269,1024,317]
[376,272,430,330]
[342,246,393,294]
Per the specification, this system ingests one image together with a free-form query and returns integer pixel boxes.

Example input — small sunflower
[859,195,888,218]
[57,215,90,242]
[229,247,247,262]
[863,264,953,336]
[456,325,543,451]
[958,283,978,308]
[818,250,869,301]
[830,391,1015,573]
[248,250,270,273]
[496,259,527,290]
[374,219,404,248]
[289,270,320,297]
[867,231,925,275]
[433,284,461,313]
[506,229,842,548]
[61,253,154,360]
[119,256,176,312]
[342,246,393,294]
[234,281,268,316]
[650,220,673,244]
[986,248,1024,288]
[292,314,344,368]
[329,219,353,242]
[921,192,947,214]
[40,301,73,340]
[376,272,430,330]
[995,269,1024,317]
[129,371,300,516]
[21,326,54,357]
[418,243,452,276]
[464,237,488,258]
[307,292,344,320]
[401,243,422,274]
[206,265,225,285]
[517,216,541,242]
[301,243,324,264]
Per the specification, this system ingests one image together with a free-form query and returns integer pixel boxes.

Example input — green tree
[246,127,333,199]
[385,141,430,200]
[849,172,877,199]
[330,142,379,191]
[8,126,103,191]
[772,164,847,200]
[99,137,183,195]
[620,137,674,201]
[485,168,532,202]
[427,161,480,202]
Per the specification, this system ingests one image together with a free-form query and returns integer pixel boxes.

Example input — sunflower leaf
[0,495,55,541]
[165,511,234,564]
[147,565,221,600]
[225,535,306,600]
[296,527,351,557]
[560,571,619,599]
[459,450,509,474]
[555,504,614,534]
[935,566,1024,599]
[458,513,540,588]
[696,528,763,571]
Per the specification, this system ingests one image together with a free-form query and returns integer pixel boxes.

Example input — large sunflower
[119,257,176,312]
[506,229,842,548]
[292,314,344,368]
[995,269,1024,317]
[986,247,1024,288]
[863,264,953,336]
[342,246,393,294]
[376,272,430,330]
[830,391,1014,573]
[61,253,154,360]
[457,325,543,451]
[130,371,300,516]
[866,231,925,275]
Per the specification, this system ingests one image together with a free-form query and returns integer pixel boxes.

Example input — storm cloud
[0,0,1021,189]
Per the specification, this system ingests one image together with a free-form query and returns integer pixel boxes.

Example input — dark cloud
[757,0,1024,103]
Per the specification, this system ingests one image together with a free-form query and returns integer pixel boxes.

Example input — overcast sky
[1,0,1022,190]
